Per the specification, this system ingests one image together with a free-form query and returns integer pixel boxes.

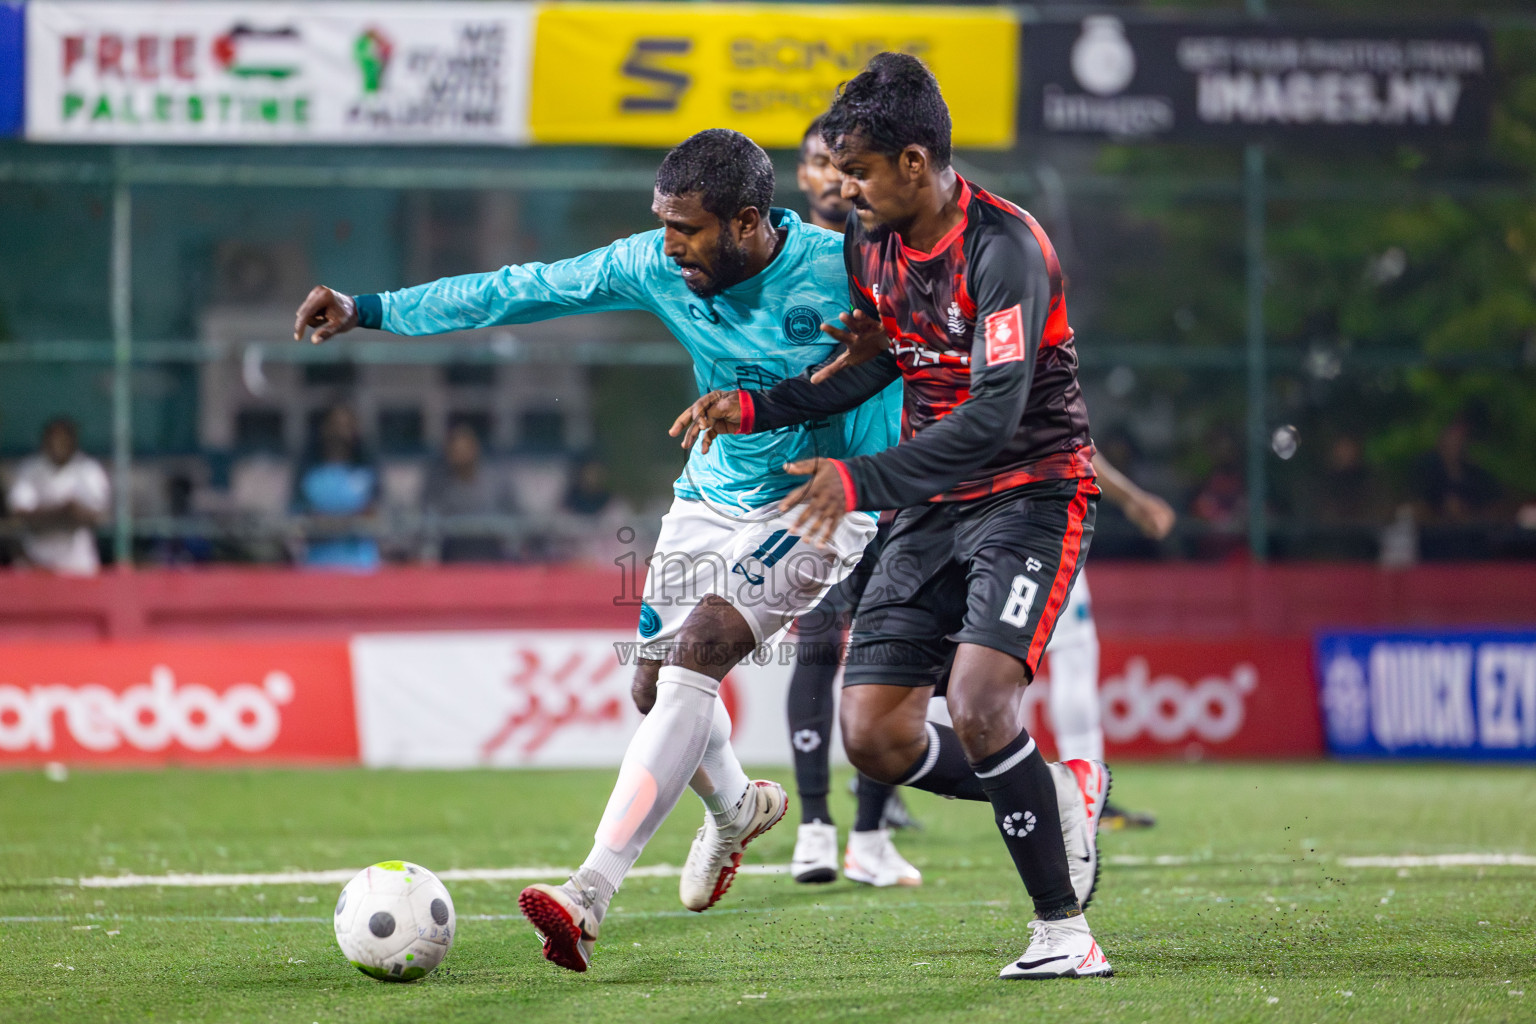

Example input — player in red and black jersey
[675,53,1111,980]
[798,148,1093,510]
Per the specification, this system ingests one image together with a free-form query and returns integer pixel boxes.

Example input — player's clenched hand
[669,390,741,454]
[1125,492,1176,541]
[813,309,889,384]
[780,458,849,547]
[293,285,359,344]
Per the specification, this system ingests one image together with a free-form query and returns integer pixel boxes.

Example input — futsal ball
[333,861,456,982]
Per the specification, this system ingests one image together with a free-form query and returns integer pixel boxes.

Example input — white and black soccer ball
[333,861,455,982]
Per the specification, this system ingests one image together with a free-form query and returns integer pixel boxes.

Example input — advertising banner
[350,630,801,768]
[1022,16,1491,142]
[24,1,534,143]
[529,3,1016,148]
[0,641,357,763]
[0,629,1323,766]
[1028,637,1323,760]
[0,2,21,137]
[1316,631,1536,760]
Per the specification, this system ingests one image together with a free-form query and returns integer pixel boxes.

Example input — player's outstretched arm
[812,309,890,383]
[1092,452,1176,540]
[293,286,358,344]
[305,240,652,341]
[669,390,742,454]
[738,347,901,437]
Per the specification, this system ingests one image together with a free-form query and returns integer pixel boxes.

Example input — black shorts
[842,478,1097,691]
[792,519,889,638]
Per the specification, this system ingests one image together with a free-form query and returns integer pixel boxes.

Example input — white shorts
[636,496,878,660]
[1047,574,1096,651]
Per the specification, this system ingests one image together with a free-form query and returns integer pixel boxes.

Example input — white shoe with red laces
[1053,758,1111,910]
[518,882,601,973]
[998,916,1113,980]
[679,779,788,912]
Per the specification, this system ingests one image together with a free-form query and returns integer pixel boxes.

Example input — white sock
[1048,632,1104,763]
[572,666,721,905]
[690,697,752,827]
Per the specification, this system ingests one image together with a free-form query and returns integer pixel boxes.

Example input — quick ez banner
[1317,631,1536,760]
[0,2,21,137]
[24,1,534,143]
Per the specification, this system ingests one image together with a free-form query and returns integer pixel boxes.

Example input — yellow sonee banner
[530,3,1017,148]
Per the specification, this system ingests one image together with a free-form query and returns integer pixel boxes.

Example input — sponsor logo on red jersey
[984,304,1026,364]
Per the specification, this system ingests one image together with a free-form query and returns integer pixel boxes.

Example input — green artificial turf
[2,762,1532,1023]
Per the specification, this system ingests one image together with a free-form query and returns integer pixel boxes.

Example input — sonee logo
[1003,811,1036,837]
[1026,557,1043,573]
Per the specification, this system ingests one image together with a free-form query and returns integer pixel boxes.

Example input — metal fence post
[1244,142,1267,561]
[1244,0,1268,562]
[110,148,133,568]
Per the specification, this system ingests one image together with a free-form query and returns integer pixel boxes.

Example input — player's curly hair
[821,52,952,169]
[655,129,775,222]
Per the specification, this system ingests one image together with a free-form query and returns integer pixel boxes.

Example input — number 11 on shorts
[1000,573,1039,628]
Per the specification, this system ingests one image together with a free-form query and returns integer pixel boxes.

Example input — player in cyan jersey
[293,130,902,973]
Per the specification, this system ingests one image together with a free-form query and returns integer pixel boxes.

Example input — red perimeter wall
[0,563,1531,641]
[1,564,1531,762]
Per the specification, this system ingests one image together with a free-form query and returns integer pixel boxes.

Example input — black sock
[800,792,831,825]
[970,726,1079,920]
[896,722,987,801]
[787,619,843,826]
[853,774,891,832]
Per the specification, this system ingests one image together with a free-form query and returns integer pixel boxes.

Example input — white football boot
[791,822,840,884]
[843,827,923,887]
[998,916,1113,980]
[518,881,602,973]
[1051,758,1111,910]
[679,779,788,912]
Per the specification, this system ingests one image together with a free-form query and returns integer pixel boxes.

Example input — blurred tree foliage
[1083,9,1536,509]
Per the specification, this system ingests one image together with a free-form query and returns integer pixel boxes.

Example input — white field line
[42,863,788,890]
[1109,853,1536,868]
[24,852,1534,890]
[2,899,1007,927]
[1338,853,1536,868]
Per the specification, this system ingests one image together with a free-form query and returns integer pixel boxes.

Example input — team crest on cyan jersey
[781,306,822,343]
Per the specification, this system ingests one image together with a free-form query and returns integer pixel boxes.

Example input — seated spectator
[5,417,110,576]
[295,405,380,571]
[1308,434,1386,560]
[563,456,616,517]
[1190,436,1247,560]
[424,422,515,563]
[562,455,636,564]
[1415,416,1502,524]
[1414,414,1504,561]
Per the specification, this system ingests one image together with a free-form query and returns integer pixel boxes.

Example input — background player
[294,129,898,972]
[787,116,921,888]
[1047,453,1174,829]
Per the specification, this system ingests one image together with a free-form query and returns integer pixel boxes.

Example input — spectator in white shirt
[6,418,110,575]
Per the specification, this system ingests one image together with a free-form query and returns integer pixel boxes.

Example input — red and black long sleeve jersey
[739,176,1094,512]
